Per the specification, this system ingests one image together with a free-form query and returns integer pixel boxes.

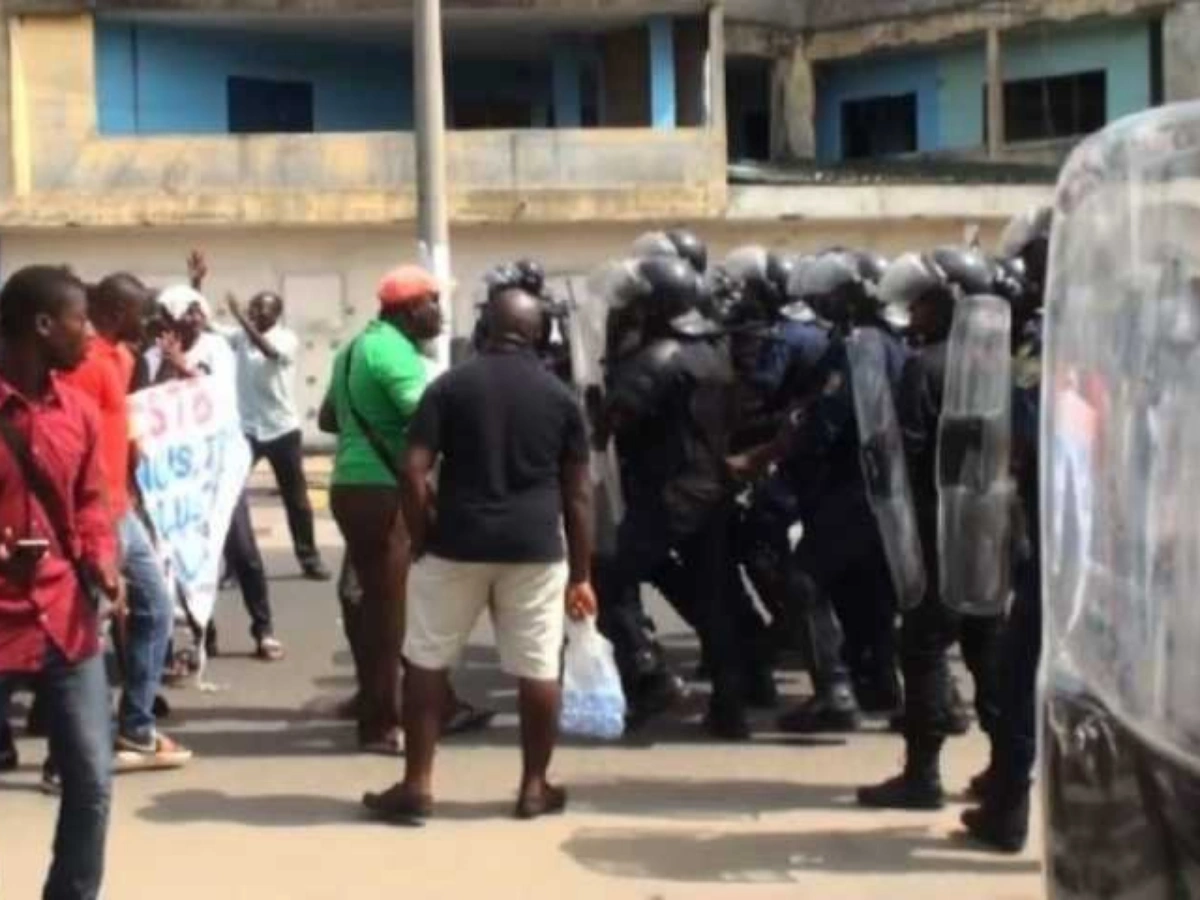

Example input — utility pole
[986,27,1005,161]
[414,0,451,369]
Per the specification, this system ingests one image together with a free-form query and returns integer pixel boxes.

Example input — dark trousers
[991,549,1041,794]
[248,430,321,568]
[223,490,274,641]
[330,484,406,742]
[899,503,1003,741]
[787,482,882,690]
[600,500,749,710]
[0,650,112,900]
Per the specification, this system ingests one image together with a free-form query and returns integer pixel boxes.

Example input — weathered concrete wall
[4,12,724,225]
[804,0,1171,60]
[0,207,1029,440]
[1164,1,1200,101]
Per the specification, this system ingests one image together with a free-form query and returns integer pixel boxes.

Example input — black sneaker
[778,691,861,734]
[626,669,687,729]
[967,765,995,802]
[857,773,945,810]
[961,801,1029,853]
[302,561,332,582]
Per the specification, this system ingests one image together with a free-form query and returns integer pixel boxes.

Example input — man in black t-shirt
[363,288,596,823]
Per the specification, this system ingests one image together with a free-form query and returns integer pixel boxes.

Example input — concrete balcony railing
[5,127,724,227]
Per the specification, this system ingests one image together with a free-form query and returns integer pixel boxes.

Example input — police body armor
[847,327,926,610]
[1041,102,1200,897]
[936,293,1014,616]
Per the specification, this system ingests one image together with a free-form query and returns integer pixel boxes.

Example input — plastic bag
[560,618,626,739]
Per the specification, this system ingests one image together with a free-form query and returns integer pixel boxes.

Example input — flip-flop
[363,784,432,826]
[442,702,495,737]
[514,784,568,821]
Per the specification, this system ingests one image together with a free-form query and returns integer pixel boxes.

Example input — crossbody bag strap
[342,340,401,480]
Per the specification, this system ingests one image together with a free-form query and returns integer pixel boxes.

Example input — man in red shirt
[0,266,119,900]
[64,273,191,770]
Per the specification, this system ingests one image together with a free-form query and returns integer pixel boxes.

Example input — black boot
[961,781,1031,853]
[777,681,861,734]
[857,737,945,810]
[743,666,779,710]
[705,699,751,742]
[625,665,687,730]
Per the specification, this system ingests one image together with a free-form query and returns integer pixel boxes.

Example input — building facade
[0,0,1192,440]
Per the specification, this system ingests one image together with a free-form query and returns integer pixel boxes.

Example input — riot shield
[936,293,1013,616]
[568,268,627,554]
[847,328,926,610]
[1042,102,1200,897]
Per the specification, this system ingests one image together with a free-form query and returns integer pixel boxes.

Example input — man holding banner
[147,285,283,663]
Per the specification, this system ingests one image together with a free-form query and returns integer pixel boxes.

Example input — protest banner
[129,374,250,629]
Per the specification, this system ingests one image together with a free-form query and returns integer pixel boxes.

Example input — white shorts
[403,555,568,681]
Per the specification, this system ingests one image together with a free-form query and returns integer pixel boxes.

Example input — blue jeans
[117,511,174,745]
[0,649,112,900]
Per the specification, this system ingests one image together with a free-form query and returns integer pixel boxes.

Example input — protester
[322,265,491,755]
[363,287,596,822]
[0,265,120,900]
[63,273,192,770]
[151,284,284,662]
[187,250,330,582]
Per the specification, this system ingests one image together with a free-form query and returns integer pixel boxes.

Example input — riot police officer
[960,209,1050,851]
[754,250,909,734]
[631,228,708,275]
[596,256,759,739]
[858,246,1008,810]
[475,260,571,382]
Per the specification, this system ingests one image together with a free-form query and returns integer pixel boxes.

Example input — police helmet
[631,230,680,262]
[878,253,954,332]
[853,251,890,286]
[930,246,994,296]
[666,229,708,274]
[791,251,872,326]
[636,256,716,337]
[998,205,1052,296]
[513,258,546,297]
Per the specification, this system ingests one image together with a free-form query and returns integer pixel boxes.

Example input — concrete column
[1165,1,1200,102]
[707,2,728,212]
[770,39,816,161]
[649,16,677,129]
[0,6,12,198]
[552,45,582,128]
[986,27,1005,160]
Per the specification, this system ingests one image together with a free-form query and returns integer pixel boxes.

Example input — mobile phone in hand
[14,538,50,561]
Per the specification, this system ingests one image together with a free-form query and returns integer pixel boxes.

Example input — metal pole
[986,27,1005,161]
[414,0,452,369]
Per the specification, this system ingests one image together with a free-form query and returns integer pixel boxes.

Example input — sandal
[255,637,285,662]
[515,784,568,821]
[442,701,495,737]
[363,783,431,824]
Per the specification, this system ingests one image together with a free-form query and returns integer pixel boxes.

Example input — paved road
[1,502,1044,899]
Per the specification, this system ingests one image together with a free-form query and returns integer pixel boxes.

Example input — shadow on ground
[561,825,1042,883]
[137,789,368,828]
[569,776,854,819]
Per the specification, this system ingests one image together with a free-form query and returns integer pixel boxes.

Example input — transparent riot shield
[567,269,626,555]
[1042,102,1200,898]
[936,293,1013,616]
[847,328,926,610]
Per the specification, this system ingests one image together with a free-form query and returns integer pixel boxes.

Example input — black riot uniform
[597,256,762,740]
[961,212,1050,852]
[858,247,1006,811]
[773,251,909,735]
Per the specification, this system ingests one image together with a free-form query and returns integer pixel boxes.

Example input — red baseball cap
[378,265,439,309]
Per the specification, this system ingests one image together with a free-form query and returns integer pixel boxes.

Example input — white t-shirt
[227,325,300,443]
